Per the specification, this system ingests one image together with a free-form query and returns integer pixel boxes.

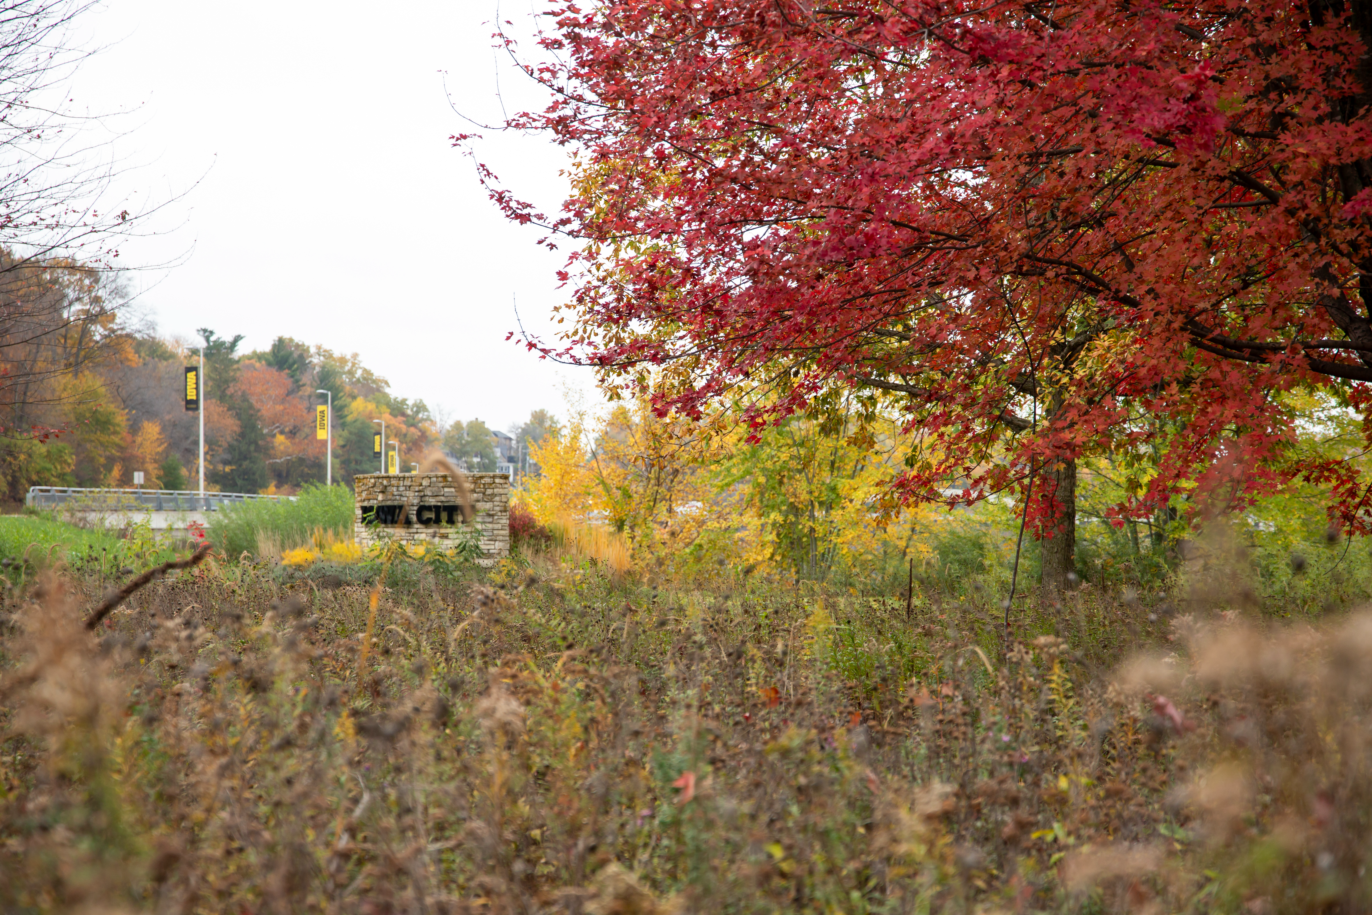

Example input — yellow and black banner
[316,405,329,440]
[387,450,398,474]
[373,432,382,456]
[184,367,199,412]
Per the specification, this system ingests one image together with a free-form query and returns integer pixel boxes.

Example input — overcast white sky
[65,0,594,433]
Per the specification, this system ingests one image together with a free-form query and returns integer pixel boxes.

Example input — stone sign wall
[354,472,509,564]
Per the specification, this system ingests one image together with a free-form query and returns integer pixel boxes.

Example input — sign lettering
[184,367,199,412]
[316,405,329,440]
[387,450,397,474]
[373,432,382,457]
[360,503,467,526]
[415,504,464,525]
[361,504,407,525]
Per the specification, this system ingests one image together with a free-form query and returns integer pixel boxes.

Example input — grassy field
[0,513,122,561]
[1,543,1369,914]
[0,513,175,584]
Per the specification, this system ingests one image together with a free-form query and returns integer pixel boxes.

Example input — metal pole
[316,389,332,487]
[372,419,385,473]
[198,346,205,506]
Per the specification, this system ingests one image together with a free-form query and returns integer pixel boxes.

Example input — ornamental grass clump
[208,483,354,559]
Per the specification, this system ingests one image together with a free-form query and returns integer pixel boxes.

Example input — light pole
[390,441,400,475]
[316,389,332,487]
[197,346,205,504]
[372,419,385,473]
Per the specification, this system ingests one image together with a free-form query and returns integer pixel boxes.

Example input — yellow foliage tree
[521,386,997,586]
[521,394,748,578]
[522,407,597,525]
[57,373,127,487]
[124,420,167,488]
[591,396,733,575]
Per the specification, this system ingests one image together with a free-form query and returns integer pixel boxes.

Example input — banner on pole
[373,432,382,457]
[184,367,199,412]
[316,405,328,440]
[387,450,397,474]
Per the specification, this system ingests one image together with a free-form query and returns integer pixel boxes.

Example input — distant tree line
[0,287,558,499]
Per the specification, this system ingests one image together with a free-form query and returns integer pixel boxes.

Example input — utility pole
[372,419,385,473]
[316,389,333,487]
[198,346,205,504]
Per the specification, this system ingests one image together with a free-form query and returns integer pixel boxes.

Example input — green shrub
[1075,517,1173,589]
[208,484,354,559]
[1218,493,1372,617]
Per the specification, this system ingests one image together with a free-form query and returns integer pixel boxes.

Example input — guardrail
[25,487,292,513]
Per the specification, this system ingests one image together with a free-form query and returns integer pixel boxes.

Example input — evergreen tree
[214,399,269,493]
[338,406,384,485]
[159,455,187,491]
[257,336,310,391]
[198,328,269,493]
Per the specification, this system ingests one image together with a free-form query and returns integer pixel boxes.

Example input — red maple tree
[468,0,1372,590]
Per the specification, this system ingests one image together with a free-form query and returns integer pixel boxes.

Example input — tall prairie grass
[0,513,123,565]
[208,483,354,559]
[542,510,634,576]
[7,532,1372,912]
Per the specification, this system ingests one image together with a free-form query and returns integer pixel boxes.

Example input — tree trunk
[1039,456,1077,596]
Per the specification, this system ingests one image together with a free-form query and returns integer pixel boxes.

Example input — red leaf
[671,770,696,804]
